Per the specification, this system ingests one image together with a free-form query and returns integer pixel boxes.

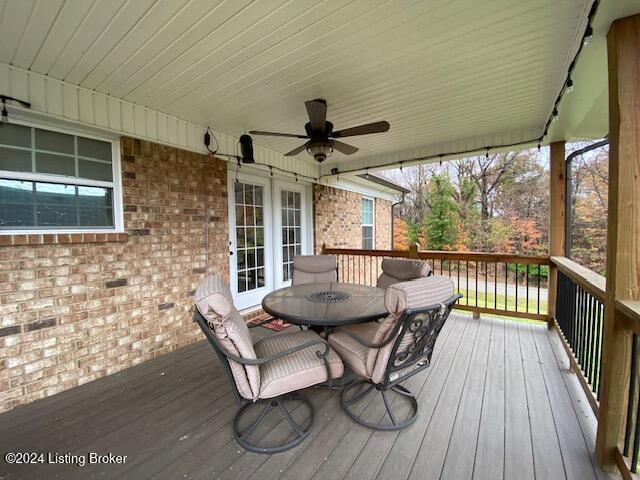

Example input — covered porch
[0,312,611,480]
[1,0,640,479]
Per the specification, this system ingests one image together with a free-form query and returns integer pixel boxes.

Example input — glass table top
[262,282,388,326]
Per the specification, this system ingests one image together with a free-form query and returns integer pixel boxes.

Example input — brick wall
[0,138,228,413]
[313,184,392,252]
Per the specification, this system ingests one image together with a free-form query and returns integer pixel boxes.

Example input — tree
[424,174,458,250]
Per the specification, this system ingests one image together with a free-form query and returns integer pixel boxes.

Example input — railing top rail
[551,256,606,302]
[322,247,550,265]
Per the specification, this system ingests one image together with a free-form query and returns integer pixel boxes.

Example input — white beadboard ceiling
[0,0,636,175]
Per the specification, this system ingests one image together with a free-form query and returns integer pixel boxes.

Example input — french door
[228,172,310,309]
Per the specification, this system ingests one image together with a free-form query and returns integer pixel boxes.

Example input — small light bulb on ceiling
[583,25,593,46]
[566,77,574,93]
[552,108,559,122]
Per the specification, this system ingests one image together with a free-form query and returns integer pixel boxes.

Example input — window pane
[246,227,255,247]
[254,186,263,206]
[35,152,75,176]
[0,123,30,147]
[0,146,31,172]
[236,250,246,271]
[256,227,264,247]
[0,203,34,227]
[35,128,74,154]
[37,204,77,226]
[293,192,300,209]
[0,179,33,204]
[77,137,111,160]
[35,183,76,205]
[257,268,265,287]
[78,186,112,208]
[78,159,112,181]
[235,205,244,224]
[244,185,254,205]
[235,183,244,204]
[236,228,245,248]
[79,207,113,226]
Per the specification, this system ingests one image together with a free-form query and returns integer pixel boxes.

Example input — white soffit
[1,0,630,175]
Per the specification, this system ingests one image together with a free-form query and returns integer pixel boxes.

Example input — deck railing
[551,256,606,415]
[613,299,640,475]
[549,256,640,477]
[322,244,550,322]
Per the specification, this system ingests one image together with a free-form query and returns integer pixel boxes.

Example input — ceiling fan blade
[285,141,310,156]
[249,130,308,139]
[331,121,390,138]
[305,99,327,131]
[331,140,358,155]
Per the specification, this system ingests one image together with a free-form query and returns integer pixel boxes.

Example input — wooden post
[408,243,419,259]
[548,140,566,328]
[596,14,640,471]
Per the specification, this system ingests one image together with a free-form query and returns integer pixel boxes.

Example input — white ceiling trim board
[0,62,320,180]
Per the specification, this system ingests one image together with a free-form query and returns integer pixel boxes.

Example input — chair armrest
[335,293,463,349]
[228,338,331,366]
[191,311,330,366]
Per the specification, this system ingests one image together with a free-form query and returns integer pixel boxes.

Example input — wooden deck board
[0,314,616,480]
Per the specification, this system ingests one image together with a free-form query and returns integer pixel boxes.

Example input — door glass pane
[281,190,302,282]
[234,182,265,294]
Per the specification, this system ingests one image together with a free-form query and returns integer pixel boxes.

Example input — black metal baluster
[493,262,498,310]
[505,263,508,312]
[596,302,604,398]
[475,262,478,308]
[515,264,519,312]
[484,261,488,308]
[537,266,541,315]
[466,261,470,306]
[526,265,530,314]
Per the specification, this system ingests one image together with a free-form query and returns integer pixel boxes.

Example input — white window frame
[227,170,274,310]
[273,179,310,289]
[0,118,123,234]
[361,196,375,249]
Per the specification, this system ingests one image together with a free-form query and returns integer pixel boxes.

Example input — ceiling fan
[249,99,390,163]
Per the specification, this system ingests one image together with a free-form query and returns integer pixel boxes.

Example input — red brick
[0,137,228,413]
[0,235,13,246]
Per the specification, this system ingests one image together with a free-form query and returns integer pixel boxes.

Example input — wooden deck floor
[0,313,617,480]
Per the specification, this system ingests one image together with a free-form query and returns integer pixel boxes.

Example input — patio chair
[328,275,461,430]
[291,255,338,285]
[193,275,344,453]
[376,257,431,290]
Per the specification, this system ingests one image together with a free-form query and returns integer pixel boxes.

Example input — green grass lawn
[455,287,548,317]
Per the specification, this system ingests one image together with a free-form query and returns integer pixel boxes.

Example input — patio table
[261,282,388,327]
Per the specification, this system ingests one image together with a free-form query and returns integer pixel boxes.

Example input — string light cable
[317,0,599,181]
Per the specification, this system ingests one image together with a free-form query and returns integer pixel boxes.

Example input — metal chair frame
[338,294,462,430]
[193,310,331,453]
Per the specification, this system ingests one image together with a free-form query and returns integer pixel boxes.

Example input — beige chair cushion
[195,275,260,400]
[330,275,455,384]
[292,255,337,285]
[376,258,431,290]
[254,330,344,399]
[328,322,378,378]
[371,275,455,383]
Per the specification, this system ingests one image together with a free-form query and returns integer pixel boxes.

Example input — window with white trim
[361,197,374,249]
[0,122,121,232]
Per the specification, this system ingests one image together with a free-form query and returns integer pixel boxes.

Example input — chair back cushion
[195,275,260,400]
[292,255,337,285]
[370,275,455,383]
[376,258,431,290]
